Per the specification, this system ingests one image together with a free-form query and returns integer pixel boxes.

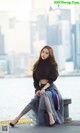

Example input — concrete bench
[63,98,72,122]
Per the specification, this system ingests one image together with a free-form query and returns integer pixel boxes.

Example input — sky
[0,0,77,21]
[0,0,31,20]
[0,0,76,21]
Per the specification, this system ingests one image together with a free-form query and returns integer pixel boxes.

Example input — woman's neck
[40,57,50,62]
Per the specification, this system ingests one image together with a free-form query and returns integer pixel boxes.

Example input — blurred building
[71,5,80,70]
[7,53,28,76]
[0,55,8,77]
[30,10,47,54]
[0,26,5,55]
[30,0,51,54]
[71,24,76,68]
[0,11,30,54]
[75,21,80,69]
[30,1,72,70]
[47,8,71,70]
[72,21,80,70]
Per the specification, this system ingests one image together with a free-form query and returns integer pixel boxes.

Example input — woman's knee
[30,96,39,103]
[40,93,48,101]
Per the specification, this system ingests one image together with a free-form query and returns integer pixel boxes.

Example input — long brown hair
[33,45,58,72]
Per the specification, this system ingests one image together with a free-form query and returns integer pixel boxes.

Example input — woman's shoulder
[50,63,58,73]
[50,63,58,68]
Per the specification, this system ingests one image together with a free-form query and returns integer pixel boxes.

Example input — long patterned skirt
[29,83,64,126]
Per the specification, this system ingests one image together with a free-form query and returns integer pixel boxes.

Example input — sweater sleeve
[48,64,59,85]
[33,71,40,93]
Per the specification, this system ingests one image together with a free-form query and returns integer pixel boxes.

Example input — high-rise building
[30,1,72,70]
[72,5,80,69]
[30,0,50,54]
[0,26,5,55]
[75,21,80,69]
[47,8,71,45]
[30,10,47,54]
[47,8,71,70]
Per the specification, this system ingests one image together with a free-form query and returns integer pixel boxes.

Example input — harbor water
[0,76,80,121]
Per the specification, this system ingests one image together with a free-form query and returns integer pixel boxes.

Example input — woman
[10,45,64,127]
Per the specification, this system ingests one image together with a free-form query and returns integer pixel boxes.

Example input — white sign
[0,125,9,133]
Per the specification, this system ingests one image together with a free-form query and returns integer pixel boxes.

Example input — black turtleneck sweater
[33,58,59,92]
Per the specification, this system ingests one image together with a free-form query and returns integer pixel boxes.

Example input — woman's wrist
[42,83,50,90]
[42,87,46,90]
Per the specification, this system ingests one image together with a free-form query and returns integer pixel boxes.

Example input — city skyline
[0,0,32,54]
[0,1,80,77]
[0,0,79,54]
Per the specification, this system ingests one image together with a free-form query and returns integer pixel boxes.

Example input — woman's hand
[40,89,45,95]
[35,90,41,96]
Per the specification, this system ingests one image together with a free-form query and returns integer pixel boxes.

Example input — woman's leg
[10,96,39,126]
[44,95,55,125]
[39,93,55,125]
[10,104,32,126]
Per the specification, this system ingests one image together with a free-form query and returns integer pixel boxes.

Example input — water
[0,76,80,121]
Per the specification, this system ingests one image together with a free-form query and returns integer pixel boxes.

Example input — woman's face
[41,48,49,60]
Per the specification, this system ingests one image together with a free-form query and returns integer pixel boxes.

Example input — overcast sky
[0,0,76,22]
[0,0,31,10]
[0,0,31,20]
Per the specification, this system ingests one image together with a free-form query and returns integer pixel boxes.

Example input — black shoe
[49,124,54,127]
[9,120,18,127]
[9,122,15,127]
[49,122,55,127]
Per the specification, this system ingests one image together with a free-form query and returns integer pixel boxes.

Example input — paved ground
[8,121,80,133]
